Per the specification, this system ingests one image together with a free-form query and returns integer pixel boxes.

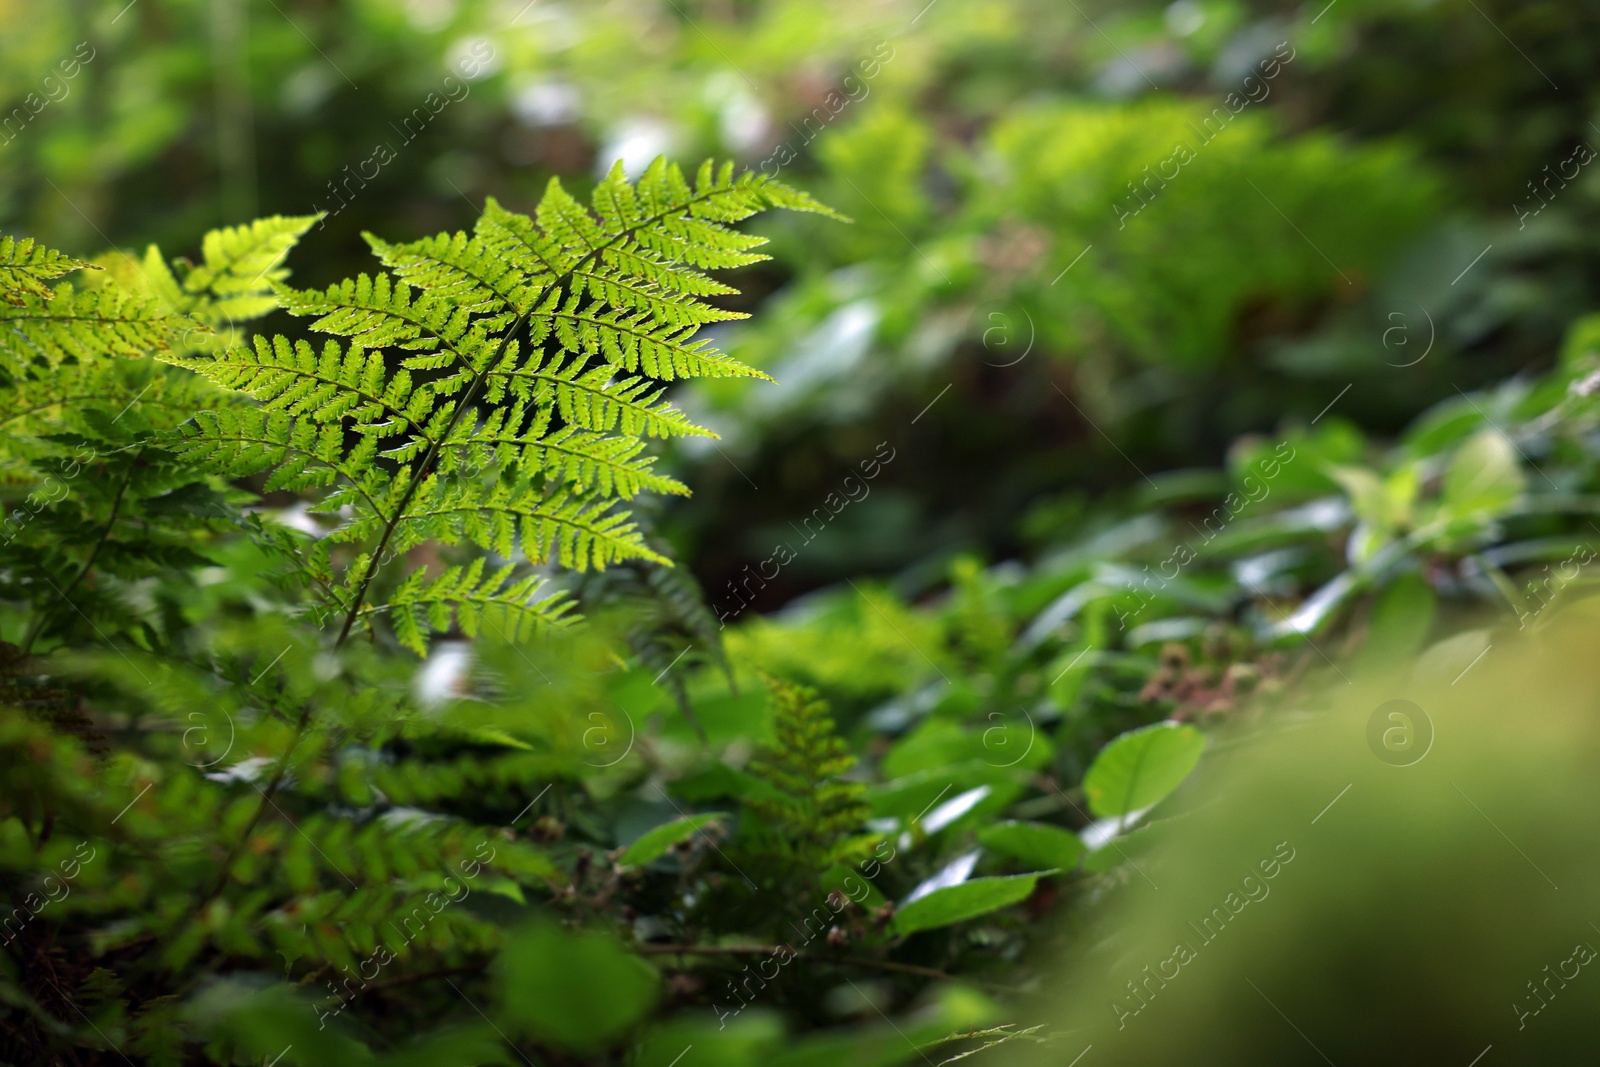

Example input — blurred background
[5,0,1598,625]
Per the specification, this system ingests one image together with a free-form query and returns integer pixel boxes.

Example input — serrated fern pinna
[167,160,839,654]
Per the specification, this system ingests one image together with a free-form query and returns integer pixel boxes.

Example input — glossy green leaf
[891,874,1040,936]
[1439,429,1524,523]
[620,813,726,866]
[1084,722,1204,820]
[977,820,1085,871]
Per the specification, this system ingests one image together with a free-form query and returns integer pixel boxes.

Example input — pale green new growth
[141,214,321,351]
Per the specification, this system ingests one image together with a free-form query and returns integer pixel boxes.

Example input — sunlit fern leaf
[173,409,387,503]
[372,558,575,656]
[170,335,444,454]
[165,157,836,653]
[446,401,688,497]
[141,214,321,330]
[370,476,669,572]
[0,285,172,375]
[482,347,710,438]
[0,236,95,306]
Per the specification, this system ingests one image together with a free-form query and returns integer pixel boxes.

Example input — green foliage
[622,812,728,866]
[976,822,1086,872]
[496,920,660,1051]
[890,874,1043,937]
[164,160,836,652]
[1083,722,1206,821]
[744,676,871,878]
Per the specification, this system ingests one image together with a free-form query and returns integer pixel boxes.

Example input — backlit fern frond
[369,558,576,656]
[0,284,172,375]
[139,214,320,346]
[164,156,837,653]
[0,236,94,305]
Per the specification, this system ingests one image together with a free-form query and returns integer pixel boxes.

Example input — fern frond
[745,676,870,875]
[173,408,391,514]
[485,348,711,438]
[448,401,687,497]
[168,335,442,455]
[144,215,320,326]
[276,273,491,395]
[550,295,769,381]
[374,475,670,571]
[364,230,534,318]
[369,558,575,655]
[176,157,837,653]
[0,237,95,306]
[0,284,171,373]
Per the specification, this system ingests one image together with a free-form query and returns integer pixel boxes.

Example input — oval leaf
[976,820,1085,871]
[621,813,725,866]
[498,920,658,1050]
[891,874,1040,936]
[1083,722,1204,820]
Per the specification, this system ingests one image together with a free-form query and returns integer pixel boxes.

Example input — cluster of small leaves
[744,675,871,877]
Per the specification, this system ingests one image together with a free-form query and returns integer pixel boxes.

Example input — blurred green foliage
[5,0,1600,1062]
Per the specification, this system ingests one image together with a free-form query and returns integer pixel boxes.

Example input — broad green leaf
[497,920,658,1051]
[621,813,725,865]
[1083,722,1204,820]
[1361,571,1436,660]
[977,820,1085,871]
[1439,429,1524,522]
[891,874,1040,936]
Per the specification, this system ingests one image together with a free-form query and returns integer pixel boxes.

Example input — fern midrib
[332,181,739,646]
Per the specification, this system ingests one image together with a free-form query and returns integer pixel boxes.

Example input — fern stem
[195,703,313,908]
[332,325,515,648]
[20,448,141,656]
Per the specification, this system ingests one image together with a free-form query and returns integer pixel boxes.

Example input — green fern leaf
[171,156,836,653]
[372,558,575,655]
[0,284,172,373]
[745,676,871,875]
[0,236,96,306]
